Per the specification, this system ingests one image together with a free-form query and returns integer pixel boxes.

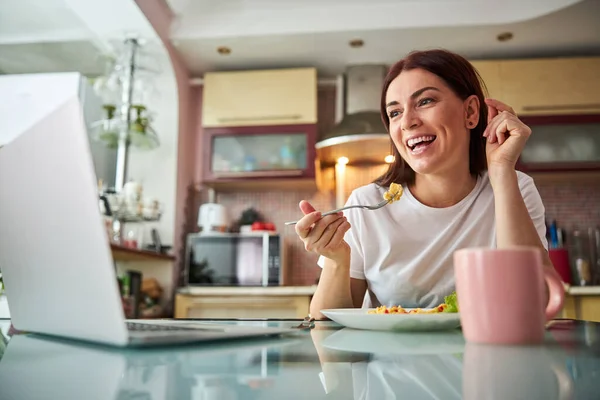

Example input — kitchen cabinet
[202,68,317,128]
[560,288,600,323]
[499,57,600,116]
[200,124,318,191]
[174,287,315,319]
[470,60,503,99]
[517,114,600,172]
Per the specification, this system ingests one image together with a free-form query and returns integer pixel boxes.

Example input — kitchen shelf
[196,177,317,193]
[110,244,175,262]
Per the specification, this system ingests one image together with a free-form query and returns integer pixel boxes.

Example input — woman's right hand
[295,200,351,265]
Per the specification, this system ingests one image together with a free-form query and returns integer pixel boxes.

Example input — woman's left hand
[483,98,531,172]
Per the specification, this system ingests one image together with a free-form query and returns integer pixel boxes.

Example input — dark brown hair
[374,49,488,187]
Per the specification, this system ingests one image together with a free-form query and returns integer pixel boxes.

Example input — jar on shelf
[123,224,144,249]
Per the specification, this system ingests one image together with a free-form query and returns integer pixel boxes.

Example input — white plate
[322,328,465,355]
[320,308,461,332]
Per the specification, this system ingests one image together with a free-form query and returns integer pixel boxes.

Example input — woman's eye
[389,110,402,118]
[418,98,434,106]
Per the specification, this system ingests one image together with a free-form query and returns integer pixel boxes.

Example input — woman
[295,49,558,319]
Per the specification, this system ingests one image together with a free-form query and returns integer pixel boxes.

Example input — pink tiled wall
[211,173,600,286]
[212,165,389,286]
[534,176,600,233]
[215,189,334,285]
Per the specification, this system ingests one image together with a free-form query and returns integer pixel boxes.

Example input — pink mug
[454,246,565,345]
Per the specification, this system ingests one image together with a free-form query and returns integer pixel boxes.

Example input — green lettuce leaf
[443,291,459,313]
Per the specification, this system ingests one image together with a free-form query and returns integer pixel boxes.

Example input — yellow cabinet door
[470,60,503,100]
[499,57,600,115]
[202,68,317,127]
[175,294,310,319]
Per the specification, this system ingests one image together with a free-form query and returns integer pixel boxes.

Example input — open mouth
[407,135,437,152]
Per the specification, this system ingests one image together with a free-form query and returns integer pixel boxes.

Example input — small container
[570,229,592,286]
[123,224,144,249]
[549,248,572,284]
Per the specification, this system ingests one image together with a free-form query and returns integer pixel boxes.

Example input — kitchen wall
[211,172,600,287]
[188,84,390,285]
[190,85,600,287]
[134,0,195,288]
[534,175,600,233]
[212,164,388,285]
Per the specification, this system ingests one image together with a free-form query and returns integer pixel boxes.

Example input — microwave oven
[184,232,285,286]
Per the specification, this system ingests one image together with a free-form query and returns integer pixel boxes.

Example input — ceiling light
[337,156,349,165]
[496,32,513,42]
[349,39,364,48]
[384,155,395,163]
[217,46,231,55]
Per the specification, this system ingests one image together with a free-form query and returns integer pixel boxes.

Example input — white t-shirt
[318,171,547,309]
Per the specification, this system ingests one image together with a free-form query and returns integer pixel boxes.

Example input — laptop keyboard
[126,322,208,332]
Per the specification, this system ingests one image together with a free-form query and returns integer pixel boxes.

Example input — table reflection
[0,333,303,400]
[315,327,463,399]
[1,320,600,400]
[313,324,600,400]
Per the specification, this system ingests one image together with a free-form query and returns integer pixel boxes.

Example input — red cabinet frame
[517,114,600,173]
[200,124,318,184]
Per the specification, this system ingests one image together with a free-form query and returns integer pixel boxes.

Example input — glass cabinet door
[521,123,600,163]
[211,133,307,174]
[518,117,600,171]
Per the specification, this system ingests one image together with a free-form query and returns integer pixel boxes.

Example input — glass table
[0,318,599,399]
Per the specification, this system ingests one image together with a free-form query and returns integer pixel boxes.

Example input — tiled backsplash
[211,172,600,286]
[213,165,390,286]
[215,189,334,285]
[533,175,600,233]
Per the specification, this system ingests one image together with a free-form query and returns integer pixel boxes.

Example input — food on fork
[368,291,459,314]
[383,182,403,203]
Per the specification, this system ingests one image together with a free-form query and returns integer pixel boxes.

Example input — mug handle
[544,268,566,321]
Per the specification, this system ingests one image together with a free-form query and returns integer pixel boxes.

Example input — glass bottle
[571,229,592,286]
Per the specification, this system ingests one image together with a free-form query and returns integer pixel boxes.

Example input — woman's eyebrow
[386,86,441,108]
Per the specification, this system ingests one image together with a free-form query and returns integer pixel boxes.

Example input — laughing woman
[295,49,559,319]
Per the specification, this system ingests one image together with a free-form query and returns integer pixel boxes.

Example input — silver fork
[284,199,390,226]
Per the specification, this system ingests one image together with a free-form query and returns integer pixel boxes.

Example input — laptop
[0,73,302,347]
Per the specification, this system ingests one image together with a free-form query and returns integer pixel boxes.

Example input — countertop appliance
[198,203,229,233]
[184,232,284,286]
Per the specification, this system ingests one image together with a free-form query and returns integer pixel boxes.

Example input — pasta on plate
[367,291,459,315]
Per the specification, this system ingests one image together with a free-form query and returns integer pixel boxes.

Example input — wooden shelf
[529,170,600,184]
[110,244,175,262]
[196,178,317,192]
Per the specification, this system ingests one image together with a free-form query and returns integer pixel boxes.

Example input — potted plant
[236,207,263,233]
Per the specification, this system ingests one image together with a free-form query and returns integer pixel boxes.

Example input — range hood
[316,65,392,166]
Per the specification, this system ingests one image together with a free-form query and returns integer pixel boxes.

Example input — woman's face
[385,68,479,177]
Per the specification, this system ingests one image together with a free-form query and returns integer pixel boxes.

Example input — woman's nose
[401,111,421,131]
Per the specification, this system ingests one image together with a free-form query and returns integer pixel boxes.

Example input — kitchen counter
[561,285,600,322]
[565,285,600,296]
[175,286,317,319]
[177,285,317,296]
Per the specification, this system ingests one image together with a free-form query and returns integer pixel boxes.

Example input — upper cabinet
[471,60,503,100]
[202,68,318,127]
[501,57,600,116]
[472,57,600,116]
